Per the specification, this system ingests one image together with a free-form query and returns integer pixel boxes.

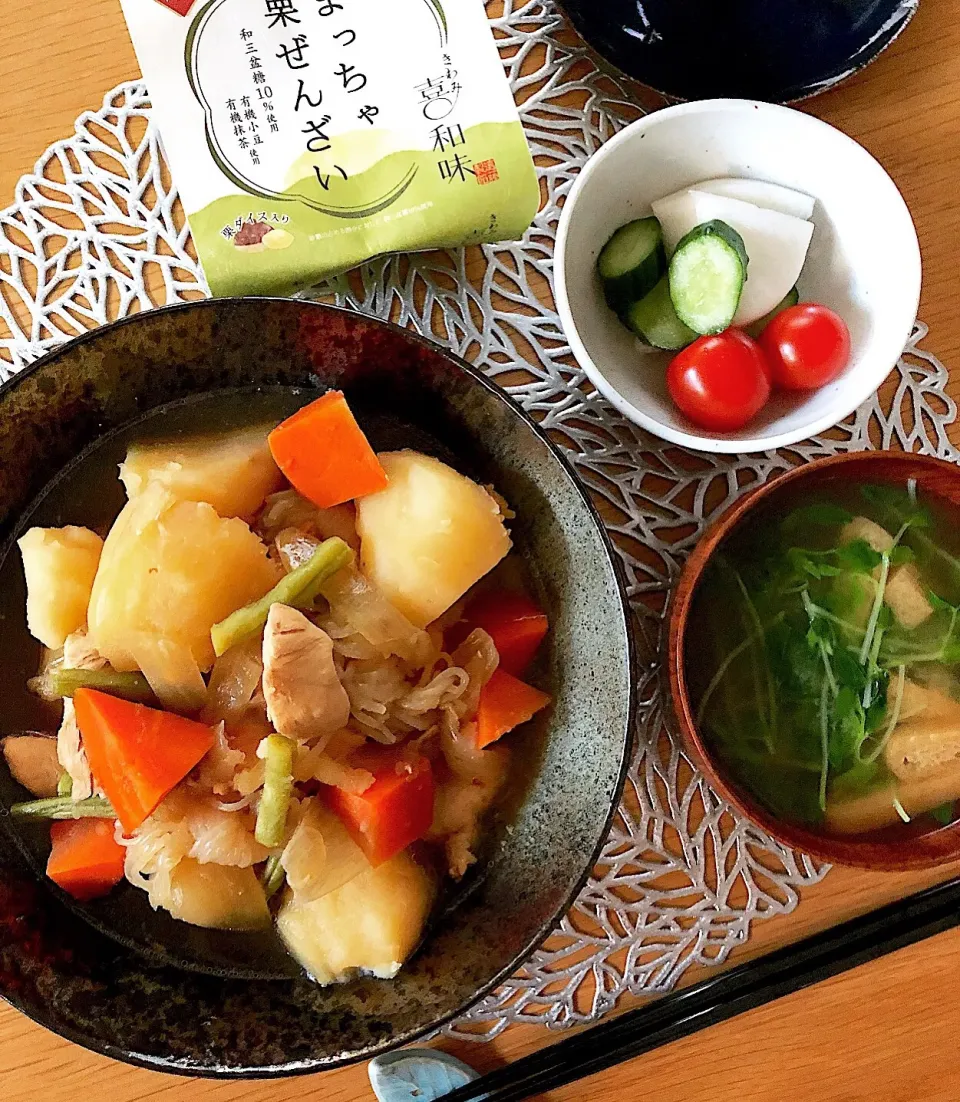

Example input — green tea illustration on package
[120,0,540,296]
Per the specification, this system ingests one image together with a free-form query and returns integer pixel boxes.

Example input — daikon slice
[651,190,814,326]
[694,178,815,220]
[651,190,706,256]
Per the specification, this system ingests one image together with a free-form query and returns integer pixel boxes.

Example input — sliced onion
[450,629,499,718]
[281,800,370,903]
[321,565,434,664]
[275,527,321,573]
[203,635,263,722]
[131,634,207,714]
[217,793,255,813]
[260,490,360,551]
[401,667,469,714]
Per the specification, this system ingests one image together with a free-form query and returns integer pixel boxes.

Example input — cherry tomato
[667,330,771,432]
[760,303,851,390]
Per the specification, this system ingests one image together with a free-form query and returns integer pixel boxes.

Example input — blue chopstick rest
[368,1048,487,1102]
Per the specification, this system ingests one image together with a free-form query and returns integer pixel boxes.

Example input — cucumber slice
[597,217,666,315]
[624,274,697,351]
[653,191,812,326]
[668,220,747,335]
[745,286,800,337]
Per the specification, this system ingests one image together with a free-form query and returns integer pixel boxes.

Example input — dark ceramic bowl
[0,299,634,1075]
[668,451,960,871]
[559,0,917,103]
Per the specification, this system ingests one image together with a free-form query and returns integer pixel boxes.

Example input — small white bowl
[555,100,922,453]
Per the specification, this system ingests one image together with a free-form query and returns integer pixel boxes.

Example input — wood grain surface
[2,0,960,1099]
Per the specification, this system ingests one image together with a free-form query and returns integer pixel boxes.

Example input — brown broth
[0,387,550,977]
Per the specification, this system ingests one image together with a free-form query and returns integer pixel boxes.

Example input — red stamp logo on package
[474,159,499,186]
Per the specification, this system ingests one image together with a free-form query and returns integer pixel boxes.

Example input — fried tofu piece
[885,717,960,781]
[884,562,934,630]
[840,516,894,555]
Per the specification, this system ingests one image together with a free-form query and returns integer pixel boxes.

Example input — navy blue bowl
[558,0,917,103]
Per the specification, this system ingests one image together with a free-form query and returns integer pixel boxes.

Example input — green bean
[10,797,116,820]
[211,537,352,657]
[43,667,155,704]
[261,853,287,900]
[254,735,295,848]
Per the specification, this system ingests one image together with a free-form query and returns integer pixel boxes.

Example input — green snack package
[120,0,540,296]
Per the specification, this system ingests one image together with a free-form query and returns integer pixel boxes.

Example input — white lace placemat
[0,0,954,1040]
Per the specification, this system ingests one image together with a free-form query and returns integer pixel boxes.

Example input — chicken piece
[63,629,107,672]
[2,735,61,797]
[262,604,350,742]
[840,516,894,555]
[57,704,92,799]
[884,562,934,630]
[431,775,501,879]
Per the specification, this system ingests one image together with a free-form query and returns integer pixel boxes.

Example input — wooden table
[3,1,960,1099]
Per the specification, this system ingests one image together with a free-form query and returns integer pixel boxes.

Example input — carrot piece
[268,391,388,508]
[476,669,550,749]
[47,818,126,901]
[73,688,216,834]
[462,592,548,675]
[326,752,434,867]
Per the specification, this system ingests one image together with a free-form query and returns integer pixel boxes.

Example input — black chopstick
[438,875,960,1102]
